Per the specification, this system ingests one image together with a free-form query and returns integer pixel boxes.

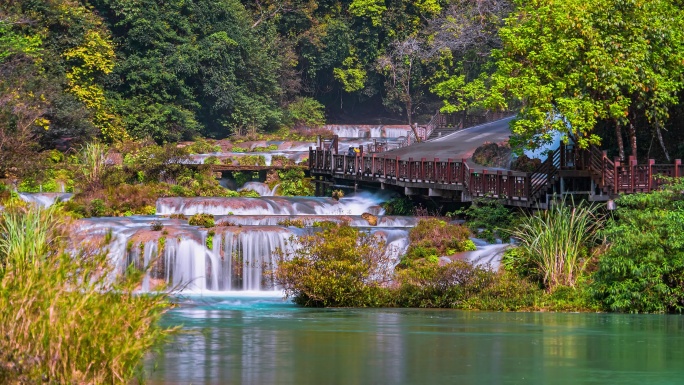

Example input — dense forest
[2,0,684,177]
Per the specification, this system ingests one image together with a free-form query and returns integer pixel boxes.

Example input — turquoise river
[146,294,684,385]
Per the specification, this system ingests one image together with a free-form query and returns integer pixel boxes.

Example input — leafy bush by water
[509,199,603,291]
[0,204,174,383]
[401,218,474,266]
[448,199,516,243]
[592,181,684,313]
[188,213,215,228]
[275,223,392,307]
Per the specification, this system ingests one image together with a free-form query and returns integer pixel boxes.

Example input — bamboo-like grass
[509,198,604,291]
[0,203,176,384]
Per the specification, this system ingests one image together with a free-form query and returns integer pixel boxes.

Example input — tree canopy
[488,0,684,159]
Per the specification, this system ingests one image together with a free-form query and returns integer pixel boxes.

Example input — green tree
[490,0,684,158]
[592,181,684,313]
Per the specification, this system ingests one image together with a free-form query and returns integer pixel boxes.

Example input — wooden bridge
[308,121,683,208]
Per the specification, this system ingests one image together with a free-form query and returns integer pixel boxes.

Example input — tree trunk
[627,119,638,161]
[614,120,625,161]
[656,123,670,162]
[406,99,420,143]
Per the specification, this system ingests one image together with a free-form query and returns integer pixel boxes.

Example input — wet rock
[361,212,378,226]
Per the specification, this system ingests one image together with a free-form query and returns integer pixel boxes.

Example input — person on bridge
[354,147,360,156]
[347,147,355,157]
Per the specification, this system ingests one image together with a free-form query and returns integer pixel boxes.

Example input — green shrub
[285,97,326,127]
[448,199,516,243]
[203,156,222,165]
[401,218,472,266]
[0,205,174,383]
[188,213,215,228]
[591,181,684,313]
[382,196,414,215]
[185,139,221,154]
[509,198,603,291]
[277,169,314,196]
[238,155,266,166]
[277,219,305,228]
[275,223,392,307]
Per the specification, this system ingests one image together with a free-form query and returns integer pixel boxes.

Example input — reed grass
[509,198,603,291]
[0,204,175,384]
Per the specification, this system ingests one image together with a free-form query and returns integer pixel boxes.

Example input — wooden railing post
[676,159,682,178]
[560,141,565,169]
[461,159,467,185]
[421,158,426,181]
[506,171,515,200]
[648,159,655,192]
[447,159,453,184]
[434,158,439,184]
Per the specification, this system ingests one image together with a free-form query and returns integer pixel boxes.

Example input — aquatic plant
[509,199,603,291]
[188,213,215,228]
[0,204,174,383]
[150,220,164,231]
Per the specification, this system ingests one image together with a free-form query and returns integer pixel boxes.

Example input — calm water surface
[147,294,684,385]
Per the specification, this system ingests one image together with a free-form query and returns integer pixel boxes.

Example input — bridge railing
[312,151,530,201]
[310,147,683,205]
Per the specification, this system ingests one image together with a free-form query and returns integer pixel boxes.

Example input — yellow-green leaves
[334,56,367,93]
[349,0,387,26]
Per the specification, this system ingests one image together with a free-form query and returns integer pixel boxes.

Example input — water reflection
[148,297,684,385]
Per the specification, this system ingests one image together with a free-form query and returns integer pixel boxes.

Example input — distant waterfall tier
[156,194,387,216]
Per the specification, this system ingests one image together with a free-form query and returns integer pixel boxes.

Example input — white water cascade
[77,193,412,292]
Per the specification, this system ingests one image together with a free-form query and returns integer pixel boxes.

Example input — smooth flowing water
[147,295,684,385]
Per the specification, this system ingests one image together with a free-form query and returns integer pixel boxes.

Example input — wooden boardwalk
[308,121,683,207]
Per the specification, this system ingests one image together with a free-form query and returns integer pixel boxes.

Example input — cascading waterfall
[71,192,506,293]
[76,193,415,293]
[18,192,73,207]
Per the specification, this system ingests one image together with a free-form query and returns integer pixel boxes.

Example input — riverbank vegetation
[276,181,684,313]
[0,203,175,383]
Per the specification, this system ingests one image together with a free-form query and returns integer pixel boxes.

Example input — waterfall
[18,193,73,207]
[73,193,505,293]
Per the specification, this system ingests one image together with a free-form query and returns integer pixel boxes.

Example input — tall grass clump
[509,199,603,290]
[0,203,175,384]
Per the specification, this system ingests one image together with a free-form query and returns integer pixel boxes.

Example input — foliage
[285,97,325,128]
[331,189,344,201]
[401,218,473,266]
[204,156,222,165]
[381,196,414,216]
[276,169,314,196]
[238,155,266,166]
[150,220,164,231]
[0,204,174,383]
[490,0,684,158]
[275,223,392,307]
[188,213,215,228]
[277,219,305,228]
[449,199,516,243]
[509,199,604,290]
[76,142,108,190]
[591,181,684,313]
[185,139,221,154]
[393,260,543,311]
